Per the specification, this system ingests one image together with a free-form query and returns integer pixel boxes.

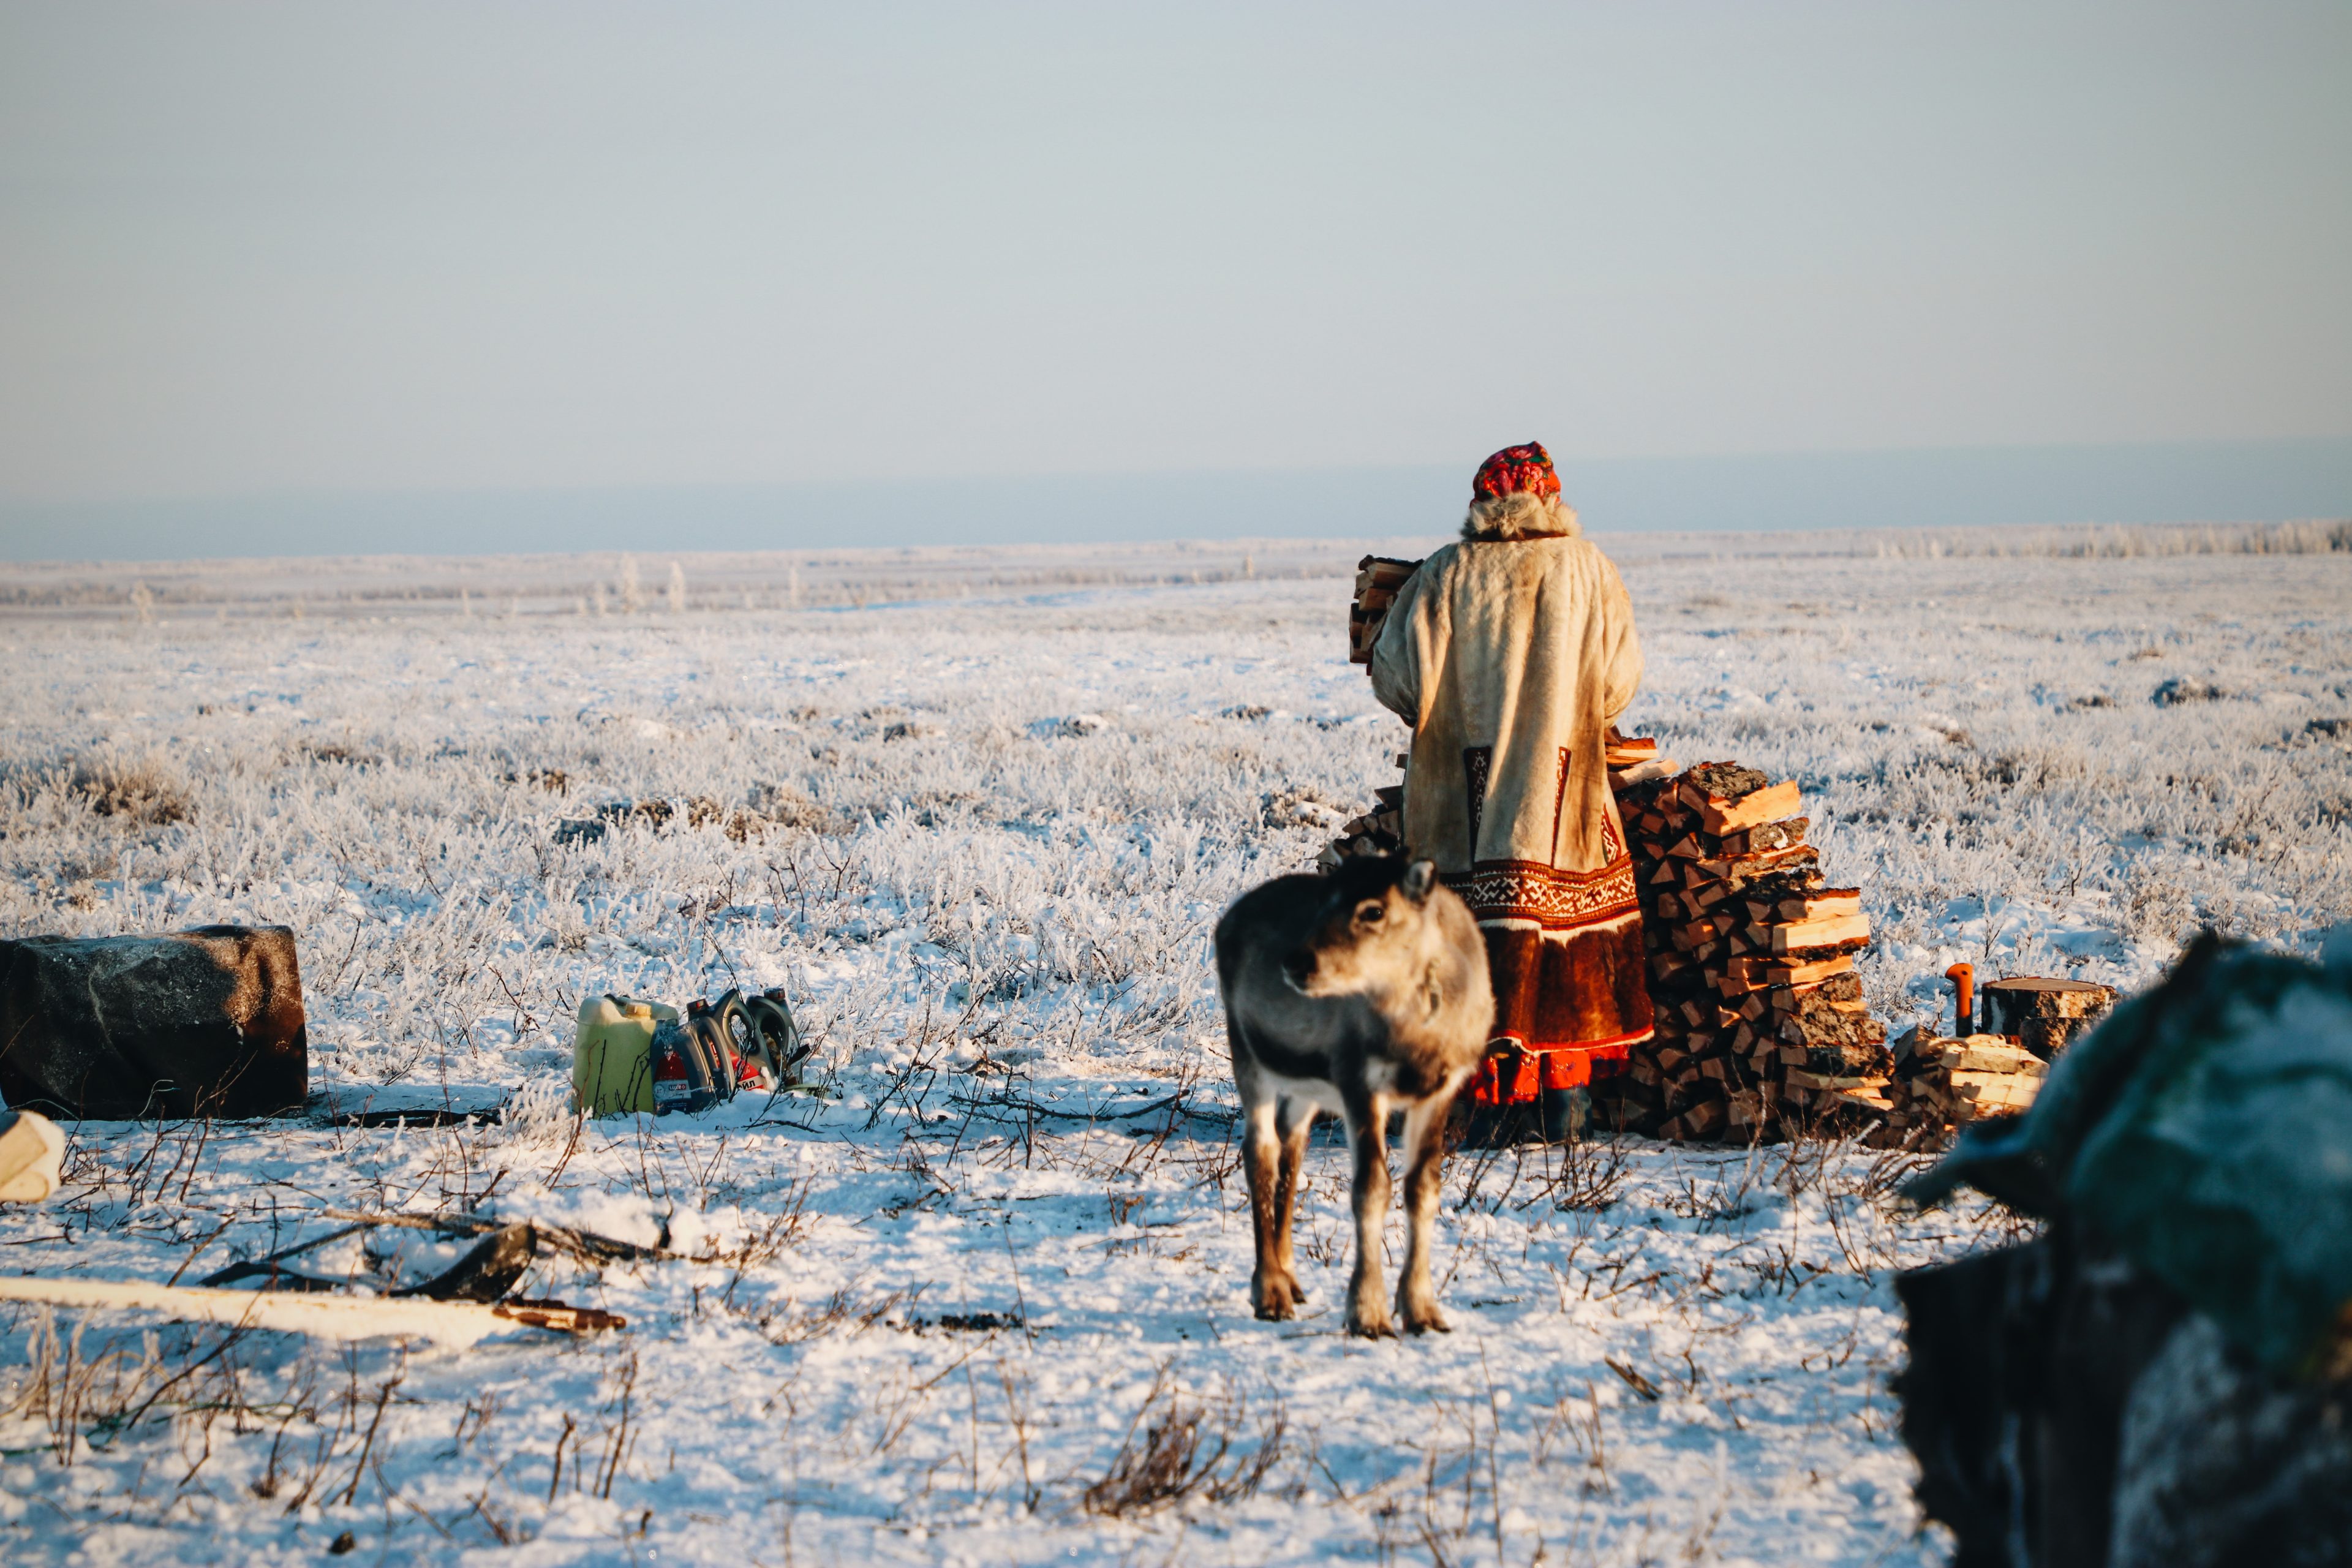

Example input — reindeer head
[1284,856,1447,998]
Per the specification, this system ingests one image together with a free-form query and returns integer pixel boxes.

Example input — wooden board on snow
[0,1276,624,1346]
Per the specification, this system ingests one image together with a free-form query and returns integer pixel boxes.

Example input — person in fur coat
[1368,442,1653,1123]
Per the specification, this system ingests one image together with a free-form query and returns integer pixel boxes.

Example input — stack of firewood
[1600,760,1891,1142]
[1876,1031,2049,1141]
[1348,556,1422,665]
[1861,979,2115,1147]
[1317,763,1408,869]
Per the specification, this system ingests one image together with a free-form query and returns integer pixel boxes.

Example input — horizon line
[4,435,2347,565]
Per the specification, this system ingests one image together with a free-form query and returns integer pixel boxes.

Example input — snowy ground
[2,533,2348,1565]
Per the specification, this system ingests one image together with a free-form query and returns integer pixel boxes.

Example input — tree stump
[1979,976,2117,1060]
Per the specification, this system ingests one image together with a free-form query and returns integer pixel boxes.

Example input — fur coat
[1368,507,1654,1098]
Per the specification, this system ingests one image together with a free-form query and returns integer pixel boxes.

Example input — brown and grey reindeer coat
[1215,854,1495,1336]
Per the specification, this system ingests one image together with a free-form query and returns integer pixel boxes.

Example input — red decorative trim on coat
[1474,1032,1649,1100]
[1444,858,1638,929]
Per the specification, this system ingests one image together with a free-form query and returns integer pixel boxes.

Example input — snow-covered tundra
[1,527,2346,1566]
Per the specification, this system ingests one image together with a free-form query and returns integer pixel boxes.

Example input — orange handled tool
[1945,963,1975,1036]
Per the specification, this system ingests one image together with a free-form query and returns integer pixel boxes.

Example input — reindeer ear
[1400,859,1437,903]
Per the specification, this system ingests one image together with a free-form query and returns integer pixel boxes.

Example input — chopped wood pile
[1597,759,1893,1143]
[1861,977,2115,1147]
[1877,1030,2049,1141]
[1348,556,1422,665]
[1317,758,1408,870]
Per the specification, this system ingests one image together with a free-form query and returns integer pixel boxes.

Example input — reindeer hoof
[1403,1306,1451,1336]
[1344,1310,1397,1340]
[1251,1272,1306,1321]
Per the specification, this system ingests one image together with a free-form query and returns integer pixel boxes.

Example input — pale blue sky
[2,2,2348,554]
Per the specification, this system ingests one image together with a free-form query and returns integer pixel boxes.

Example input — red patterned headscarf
[1471,442,1561,501]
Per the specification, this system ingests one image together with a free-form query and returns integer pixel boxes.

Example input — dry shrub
[750,782,845,834]
[1538,1131,1634,1212]
[70,755,192,826]
[1082,1371,1287,1518]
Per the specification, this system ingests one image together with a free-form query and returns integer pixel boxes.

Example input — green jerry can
[572,993,680,1115]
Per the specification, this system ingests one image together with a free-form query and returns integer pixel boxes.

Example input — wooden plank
[0,1276,586,1348]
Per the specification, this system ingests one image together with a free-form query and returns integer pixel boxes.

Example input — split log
[1715,818,1808,856]
[1773,889,1861,922]
[1666,1096,1728,1142]
[1923,1037,2048,1076]
[1348,556,1423,664]
[1694,844,1821,886]
[1770,912,1872,955]
[1697,780,1803,835]
[1677,762,1770,805]
[1726,952,1855,990]
[1604,730,1659,766]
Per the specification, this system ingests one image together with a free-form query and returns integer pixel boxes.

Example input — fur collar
[1460,491,1580,542]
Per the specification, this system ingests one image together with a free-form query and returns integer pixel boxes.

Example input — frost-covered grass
[1,538,2347,1565]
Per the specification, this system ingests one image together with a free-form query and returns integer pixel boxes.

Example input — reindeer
[1214,854,1495,1337]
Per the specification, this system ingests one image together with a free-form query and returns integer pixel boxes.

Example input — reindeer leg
[1341,1086,1395,1338]
[1238,1069,1298,1322]
[1396,1082,1463,1334]
[1269,1098,1315,1308]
